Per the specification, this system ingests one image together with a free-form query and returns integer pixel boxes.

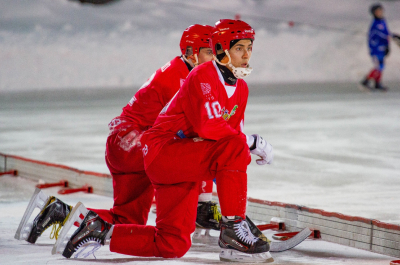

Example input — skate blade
[52,202,88,255]
[358,84,373,93]
[219,249,274,263]
[192,228,219,245]
[14,188,49,241]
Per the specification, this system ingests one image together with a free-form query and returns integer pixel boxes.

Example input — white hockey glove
[250,134,273,165]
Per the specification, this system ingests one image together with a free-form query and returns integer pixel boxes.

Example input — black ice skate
[27,196,72,243]
[359,78,373,92]
[62,210,112,259]
[192,201,222,244]
[14,188,72,243]
[196,201,221,230]
[218,217,273,263]
[375,82,388,92]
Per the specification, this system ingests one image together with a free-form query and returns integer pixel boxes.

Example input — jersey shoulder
[141,57,188,92]
[371,18,387,31]
[154,57,188,82]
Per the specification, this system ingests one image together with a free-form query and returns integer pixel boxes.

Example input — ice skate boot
[192,201,221,245]
[375,82,388,92]
[61,207,112,259]
[358,78,373,92]
[219,216,273,263]
[245,215,271,244]
[52,202,89,254]
[26,196,72,243]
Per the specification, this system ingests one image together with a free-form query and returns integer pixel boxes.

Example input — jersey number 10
[205,101,222,119]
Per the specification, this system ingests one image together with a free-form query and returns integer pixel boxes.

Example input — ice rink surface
[1,83,400,264]
[1,82,400,220]
[0,175,396,265]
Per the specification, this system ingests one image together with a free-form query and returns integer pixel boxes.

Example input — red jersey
[142,60,249,168]
[108,57,190,135]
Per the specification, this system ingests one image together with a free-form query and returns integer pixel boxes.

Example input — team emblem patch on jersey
[201,83,214,100]
[201,83,211,95]
[221,105,238,121]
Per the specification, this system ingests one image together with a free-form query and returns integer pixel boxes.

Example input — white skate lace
[73,238,102,259]
[234,220,259,245]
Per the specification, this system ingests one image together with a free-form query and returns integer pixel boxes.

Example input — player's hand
[385,46,390,56]
[250,134,273,165]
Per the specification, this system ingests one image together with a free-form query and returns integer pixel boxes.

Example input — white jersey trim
[212,61,237,99]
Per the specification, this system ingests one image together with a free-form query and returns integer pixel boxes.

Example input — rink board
[1,152,399,258]
[0,153,112,197]
[243,198,400,258]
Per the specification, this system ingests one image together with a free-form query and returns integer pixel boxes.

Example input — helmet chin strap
[215,50,253,79]
[182,54,199,67]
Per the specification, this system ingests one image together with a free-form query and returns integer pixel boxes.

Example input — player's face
[198,48,214,64]
[375,8,384,19]
[228,39,252,69]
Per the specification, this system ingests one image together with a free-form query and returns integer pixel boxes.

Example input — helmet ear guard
[182,53,199,67]
[182,46,198,67]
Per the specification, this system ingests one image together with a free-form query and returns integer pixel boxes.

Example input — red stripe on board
[373,220,400,231]
[247,197,373,225]
[301,206,372,225]
[0,153,111,179]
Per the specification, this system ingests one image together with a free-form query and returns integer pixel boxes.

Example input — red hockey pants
[109,134,250,258]
[90,130,154,225]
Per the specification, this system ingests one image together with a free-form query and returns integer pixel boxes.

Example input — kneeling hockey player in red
[15,25,218,245]
[94,23,215,226]
[56,19,274,263]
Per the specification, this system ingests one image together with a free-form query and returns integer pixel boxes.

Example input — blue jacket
[368,18,390,55]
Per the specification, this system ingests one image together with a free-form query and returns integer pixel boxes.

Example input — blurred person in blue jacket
[360,3,400,92]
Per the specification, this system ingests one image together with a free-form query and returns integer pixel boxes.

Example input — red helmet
[210,19,255,55]
[180,24,213,56]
